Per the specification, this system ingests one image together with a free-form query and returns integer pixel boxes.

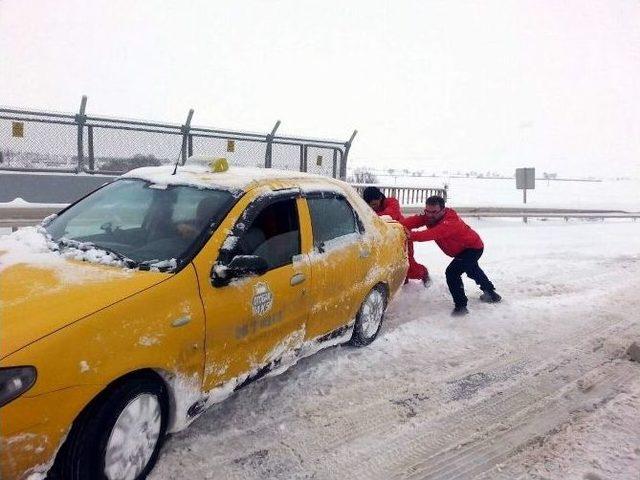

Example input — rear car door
[305,192,374,340]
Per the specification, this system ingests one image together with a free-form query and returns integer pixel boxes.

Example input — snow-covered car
[0,159,408,480]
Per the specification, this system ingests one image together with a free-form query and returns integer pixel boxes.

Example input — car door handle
[290,273,306,286]
[171,316,191,328]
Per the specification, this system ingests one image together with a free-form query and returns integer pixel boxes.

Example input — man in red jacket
[362,187,430,286]
[403,195,501,316]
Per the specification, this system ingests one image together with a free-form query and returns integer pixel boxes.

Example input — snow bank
[0,197,68,209]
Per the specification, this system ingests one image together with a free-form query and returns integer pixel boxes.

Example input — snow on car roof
[123,158,335,192]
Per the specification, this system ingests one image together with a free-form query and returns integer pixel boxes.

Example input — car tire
[51,376,169,480]
[349,285,387,347]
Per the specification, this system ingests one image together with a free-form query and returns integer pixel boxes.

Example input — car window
[171,187,211,223]
[307,196,359,247]
[233,198,301,270]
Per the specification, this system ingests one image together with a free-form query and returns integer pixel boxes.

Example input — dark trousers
[445,248,495,307]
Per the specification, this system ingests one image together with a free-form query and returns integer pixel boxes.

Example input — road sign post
[516,167,535,223]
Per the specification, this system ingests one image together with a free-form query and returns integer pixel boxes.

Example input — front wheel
[350,285,387,347]
[52,377,169,480]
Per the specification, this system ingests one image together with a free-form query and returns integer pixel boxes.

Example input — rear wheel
[350,285,387,347]
[52,377,169,480]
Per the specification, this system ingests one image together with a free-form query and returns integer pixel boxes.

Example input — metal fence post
[181,109,194,165]
[187,133,193,158]
[265,120,281,168]
[341,130,358,180]
[299,145,304,172]
[87,125,94,172]
[302,145,308,172]
[75,95,87,173]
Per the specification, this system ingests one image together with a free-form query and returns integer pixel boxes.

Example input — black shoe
[422,272,432,288]
[480,291,502,303]
[451,305,469,316]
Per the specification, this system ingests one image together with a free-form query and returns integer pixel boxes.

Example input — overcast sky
[1,0,639,178]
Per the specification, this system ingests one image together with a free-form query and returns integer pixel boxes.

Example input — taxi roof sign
[185,156,230,172]
[210,157,229,173]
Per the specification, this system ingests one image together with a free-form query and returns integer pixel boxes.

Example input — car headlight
[0,366,37,408]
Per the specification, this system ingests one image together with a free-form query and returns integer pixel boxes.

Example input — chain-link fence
[0,97,356,179]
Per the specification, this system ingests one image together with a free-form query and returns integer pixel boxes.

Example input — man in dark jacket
[403,195,501,316]
[362,186,429,286]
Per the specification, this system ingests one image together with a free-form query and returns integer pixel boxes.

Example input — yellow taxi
[0,158,408,480]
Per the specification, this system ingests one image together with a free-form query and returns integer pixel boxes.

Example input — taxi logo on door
[252,282,273,316]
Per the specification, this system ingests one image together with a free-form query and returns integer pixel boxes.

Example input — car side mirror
[228,255,268,276]
[211,255,269,287]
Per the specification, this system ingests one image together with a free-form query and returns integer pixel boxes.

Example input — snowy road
[151,219,640,480]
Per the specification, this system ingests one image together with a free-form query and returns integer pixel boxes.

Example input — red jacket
[402,208,483,257]
[376,197,404,221]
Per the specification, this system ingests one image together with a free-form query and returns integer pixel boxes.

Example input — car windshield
[45,179,235,269]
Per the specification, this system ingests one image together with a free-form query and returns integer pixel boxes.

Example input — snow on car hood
[0,228,170,359]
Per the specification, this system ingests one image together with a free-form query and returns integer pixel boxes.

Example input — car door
[305,192,374,340]
[194,188,313,392]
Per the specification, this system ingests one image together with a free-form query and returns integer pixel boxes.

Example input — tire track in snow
[339,327,640,480]
[391,364,638,480]
[151,261,640,479]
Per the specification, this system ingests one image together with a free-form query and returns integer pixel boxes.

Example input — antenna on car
[173,109,194,175]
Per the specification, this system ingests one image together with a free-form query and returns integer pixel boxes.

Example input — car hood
[0,261,169,359]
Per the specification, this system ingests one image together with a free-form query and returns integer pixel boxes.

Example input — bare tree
[349,167,379,184]
[99,154,162,172]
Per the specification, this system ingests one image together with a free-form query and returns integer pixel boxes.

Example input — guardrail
[402,206,640,222]
[0,206,62,231]
[3,205,637,232]
[0,96,356,179]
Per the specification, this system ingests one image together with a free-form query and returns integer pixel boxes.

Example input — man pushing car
[403,195,502,316]
[362,186,430,286]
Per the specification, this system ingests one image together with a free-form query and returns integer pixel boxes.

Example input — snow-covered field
[149,217,640,480]
[383,176,640,211]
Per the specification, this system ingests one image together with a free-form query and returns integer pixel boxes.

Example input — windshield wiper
[56,238,139,269]
[92,244,139,268]
[136,259,179,272]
